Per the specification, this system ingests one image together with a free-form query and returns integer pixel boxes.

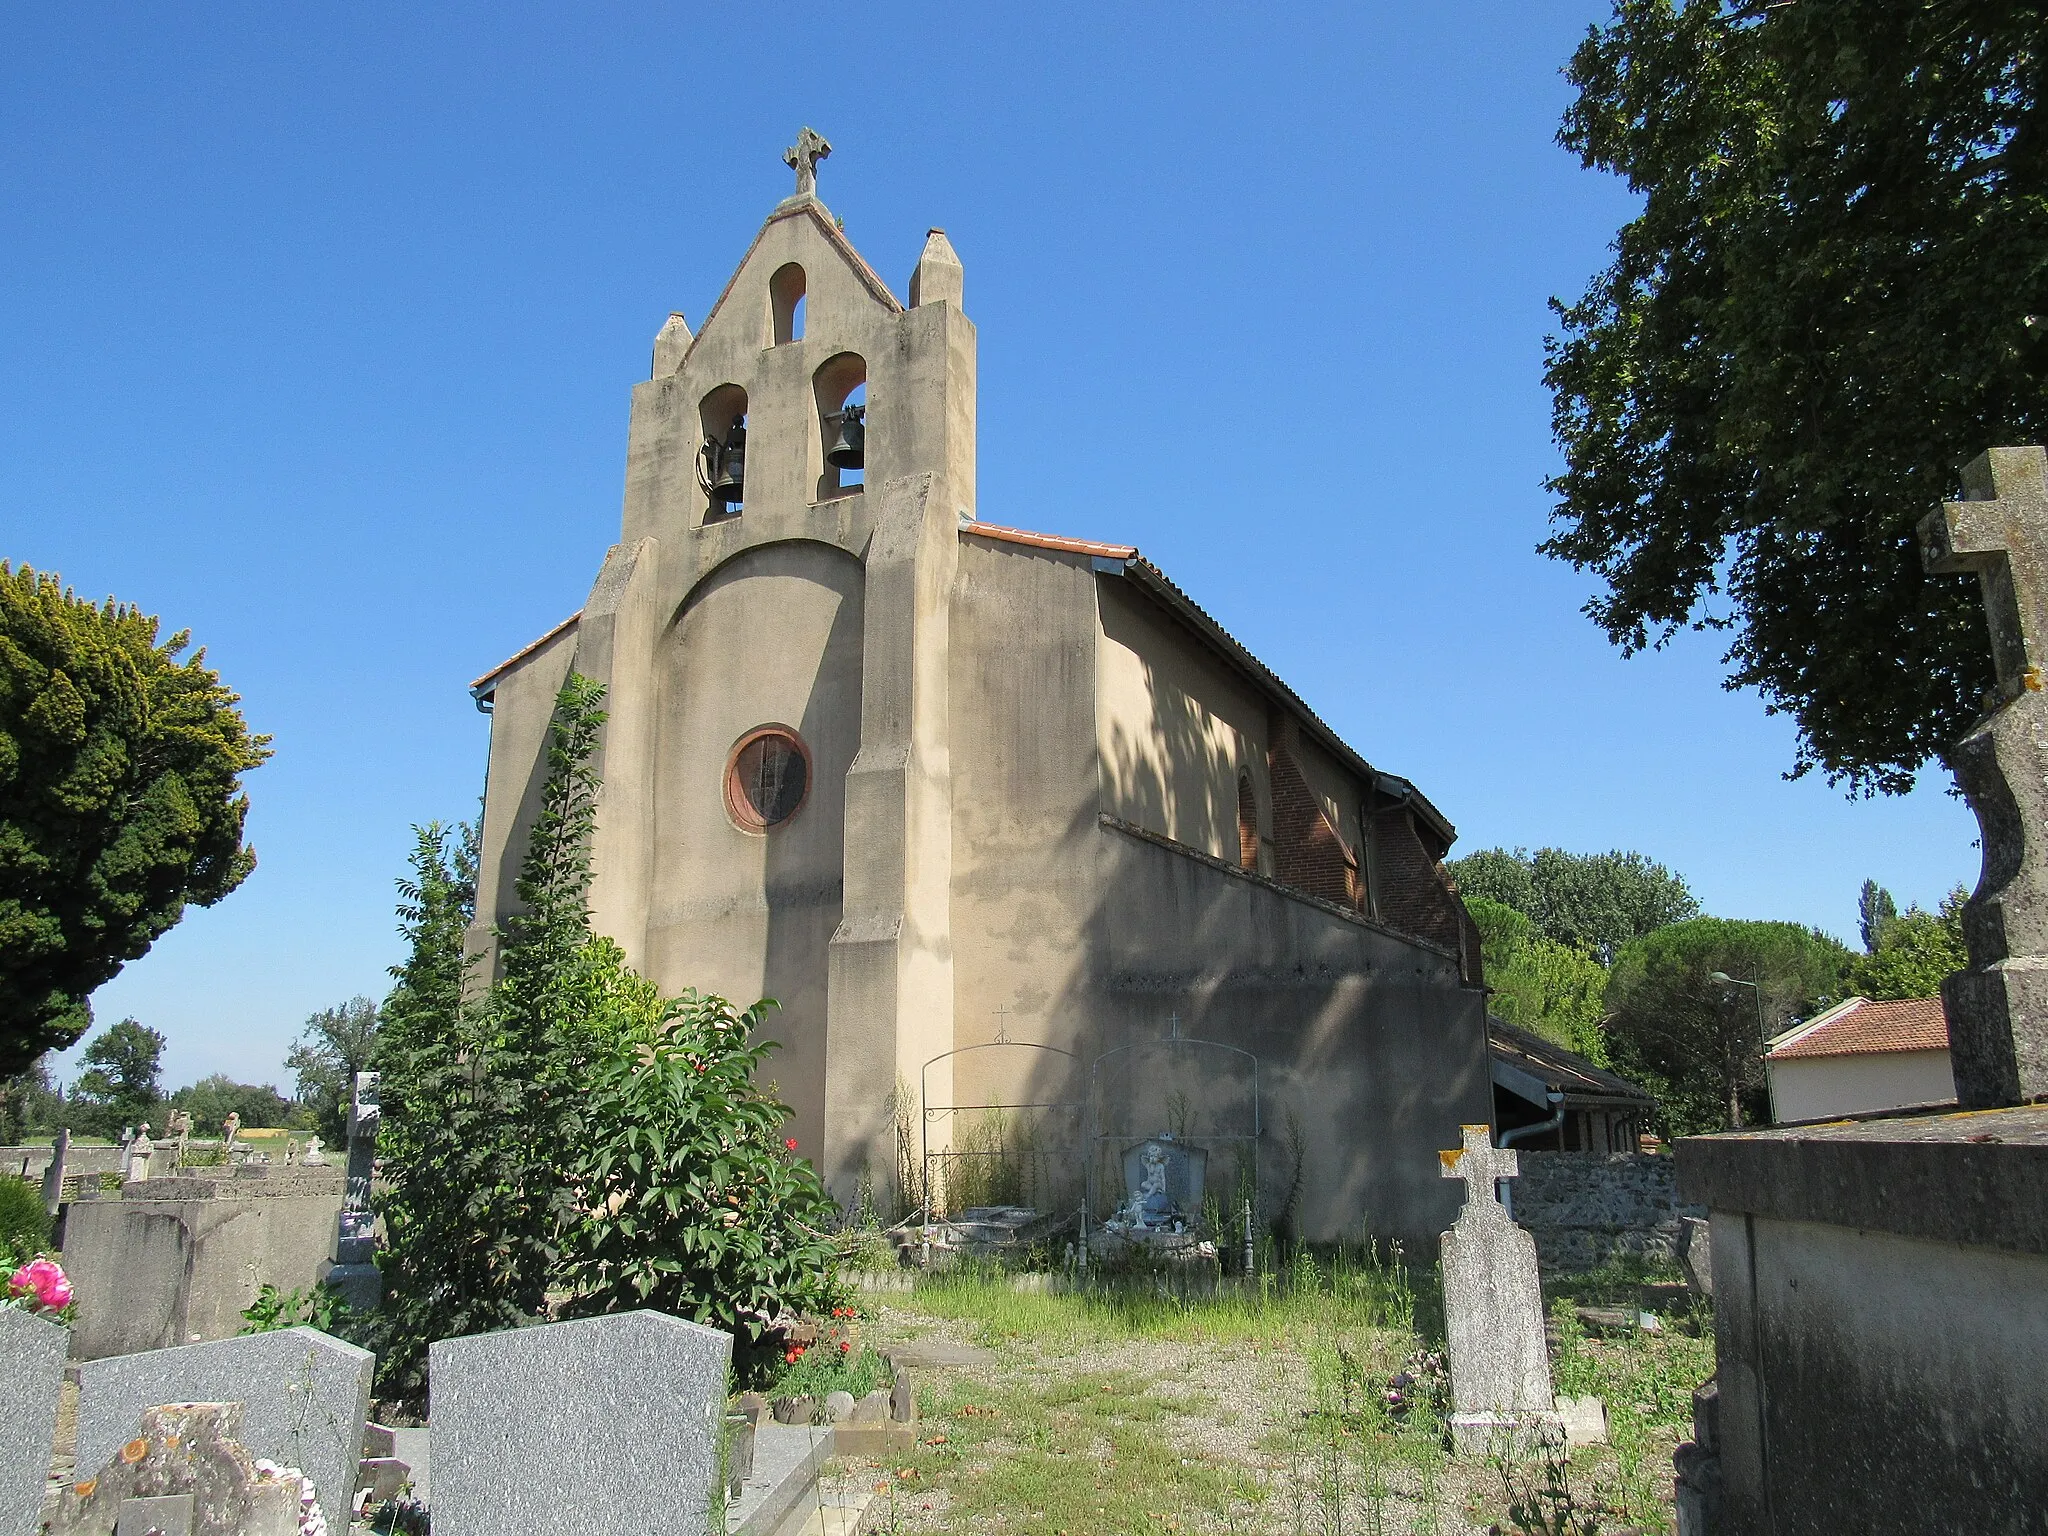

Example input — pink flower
[784,1138,798,1151]
[10,1257,72,1311]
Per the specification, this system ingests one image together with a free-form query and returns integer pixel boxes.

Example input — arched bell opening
[770,263,807,345]
[697,383,749,521]
[812,352,867,502]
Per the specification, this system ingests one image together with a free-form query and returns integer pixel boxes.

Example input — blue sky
[4,4,1978,1094]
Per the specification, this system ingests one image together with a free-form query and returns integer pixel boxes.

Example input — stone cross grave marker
[0,1307,69,1536]
[1438,1123,1558,1455]
[1918,444,2048,1105]
[430,1310,731,1536]
[76,1326,373,1536]
[783,126,831,199]
[328,1070,381,1309]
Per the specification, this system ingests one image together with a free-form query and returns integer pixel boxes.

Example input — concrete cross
[1919,447,2048,705]
[784,126,832,199]
[1439,1123,1517,1208]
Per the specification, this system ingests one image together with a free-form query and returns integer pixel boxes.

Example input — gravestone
[76,1326,372,1536]
[0,1307,69,1536]
[40,1127,71,1216]
[430,1310,731,1536]
[1118,1135,1206,1230]
[1918,445,2048,1105]
[1438,1123,1558,1454]
[327,1070,380,1310]
[49,1402,302,1536]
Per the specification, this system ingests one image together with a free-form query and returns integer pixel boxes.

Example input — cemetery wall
[1,1144,124,1182]
[63,1169,344,1360]
[1510,1150,1703,1273]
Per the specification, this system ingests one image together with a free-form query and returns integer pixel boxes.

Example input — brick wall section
[1371,805,1479,977]
[1510,1151,1706,1273]
[1267,743,1355,907]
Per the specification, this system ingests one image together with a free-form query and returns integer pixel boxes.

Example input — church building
[468,134,1492,1247]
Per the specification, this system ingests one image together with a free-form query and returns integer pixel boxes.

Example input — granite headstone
[0,1307,70,1536]
[76,1327,372,1536]
[430,1310,731,1536]
[1438,1123,1559,1454]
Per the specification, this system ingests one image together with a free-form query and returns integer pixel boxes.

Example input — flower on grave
[839,1341,851,1354]
[7,1256,73,1314]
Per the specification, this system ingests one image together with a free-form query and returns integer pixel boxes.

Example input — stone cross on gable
[1440,1123,1517,1210]
[1919,446,2048,705]
[784,126,832,199]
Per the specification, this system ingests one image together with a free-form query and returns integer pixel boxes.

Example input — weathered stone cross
[1918,446,2048,706]
[1439,1122,1517,1213]
[784,126,832,199]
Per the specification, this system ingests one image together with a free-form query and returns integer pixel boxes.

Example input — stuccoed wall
[61,1168,344,1361]
[1510,1151,1703,1273]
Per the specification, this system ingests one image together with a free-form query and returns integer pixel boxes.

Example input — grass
[846,1246,1712,1536]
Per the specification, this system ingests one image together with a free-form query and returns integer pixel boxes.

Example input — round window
[725,726,811,832]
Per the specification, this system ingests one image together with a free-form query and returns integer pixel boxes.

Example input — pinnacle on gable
[651,312,691,378]
[911,228,964,309]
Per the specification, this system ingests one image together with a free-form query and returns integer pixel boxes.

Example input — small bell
[824,404,865,471]
[710,421,746,505]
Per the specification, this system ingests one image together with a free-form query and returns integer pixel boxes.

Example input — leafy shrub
[557,988,844,1380]
[239,1281,347,1335]
[0,1176,50,1267]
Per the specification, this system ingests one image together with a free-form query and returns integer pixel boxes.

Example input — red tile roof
[1770,996,1950,1060]
[962,521,1138,561]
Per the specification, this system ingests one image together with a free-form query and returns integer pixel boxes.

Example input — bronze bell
[824,404,865,471]
[711,421,746,504]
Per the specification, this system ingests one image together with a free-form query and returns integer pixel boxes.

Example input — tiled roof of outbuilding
[1769,996,1950,1060]
[1489,1016,1656,1106]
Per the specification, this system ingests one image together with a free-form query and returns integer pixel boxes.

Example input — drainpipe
[1496,1091,1566,1222]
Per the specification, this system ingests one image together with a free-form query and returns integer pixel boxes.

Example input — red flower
[839,1341,852,1354]
[784,1138,798,1151]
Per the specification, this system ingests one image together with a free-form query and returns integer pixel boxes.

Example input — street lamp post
[1710,971,1774,1125]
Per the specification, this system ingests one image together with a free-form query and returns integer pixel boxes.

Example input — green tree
[1450,846,1699,961]
[485,671,611,1317]
[1858,879,1901,952]
[1544,1,2046,793]
[1852,885,1970,1000]
[67,1017,166,1137]
[1467,895,1613,1062]
[1605,918,1851,1133]
[0,564,271,1073]
[362,820,509,1403]
[559,985,843,1380]
[166,1074,294,1135]
[0,1057,62,1144]
[285,996,380,1146]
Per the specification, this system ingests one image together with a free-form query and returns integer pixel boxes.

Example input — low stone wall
[1510,1150,1704,1273]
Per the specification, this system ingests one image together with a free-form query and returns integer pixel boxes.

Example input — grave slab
[0,1307,70,1536]
[76,1326,372,1536]
[430,1310,731,1536]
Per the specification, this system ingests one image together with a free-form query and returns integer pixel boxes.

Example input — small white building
[1765,996,1955,1123]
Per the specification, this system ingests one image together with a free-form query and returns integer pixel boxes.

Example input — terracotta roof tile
[1770,996,1950,1060]
[471,610,581,694]
[960,520,1138,560]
